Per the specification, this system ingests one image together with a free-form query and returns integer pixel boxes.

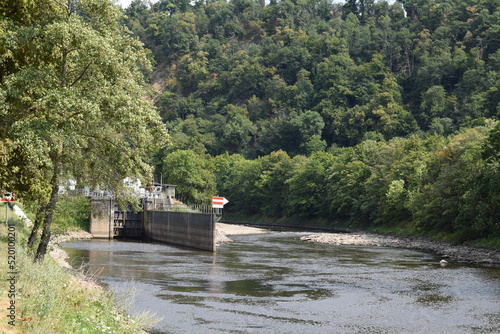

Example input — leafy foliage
[1,0,499,250]
[0,0,168,260]
[123,0,499,159]
[162,149,215,204]
[117,0,500,243]
[213,123,500,242]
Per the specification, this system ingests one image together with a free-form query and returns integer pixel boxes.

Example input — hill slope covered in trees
[125,0,499,156]
[123,0,500,245]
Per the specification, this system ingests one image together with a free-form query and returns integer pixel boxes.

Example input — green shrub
[52,196,91,235]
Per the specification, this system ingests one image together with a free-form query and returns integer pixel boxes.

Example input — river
[62,229,500,334]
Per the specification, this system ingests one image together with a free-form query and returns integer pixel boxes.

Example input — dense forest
[121,0,499,243]
[124,0,499,154]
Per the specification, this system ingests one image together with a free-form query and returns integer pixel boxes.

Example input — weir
[89,198,216,252]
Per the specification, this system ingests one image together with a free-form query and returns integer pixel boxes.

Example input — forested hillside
[120,0,499,244]
[124,0,499,156]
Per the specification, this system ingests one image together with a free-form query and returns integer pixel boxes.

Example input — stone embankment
[301,232,500,266]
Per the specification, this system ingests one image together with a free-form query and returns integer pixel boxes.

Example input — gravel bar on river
[301,232,500,266]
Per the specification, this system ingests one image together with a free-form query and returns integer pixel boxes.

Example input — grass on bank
[20,195,91,235]
[0,202,160,334]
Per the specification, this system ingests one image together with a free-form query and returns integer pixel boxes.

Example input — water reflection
[63,231,500,334]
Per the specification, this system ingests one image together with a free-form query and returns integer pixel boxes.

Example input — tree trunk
[27,205,46,249]
[34,205,55,262]
[34,152,61,262]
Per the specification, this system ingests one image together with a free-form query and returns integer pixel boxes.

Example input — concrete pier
[90,198,113,239]
[90,199,215,251]
[143,211,215,252]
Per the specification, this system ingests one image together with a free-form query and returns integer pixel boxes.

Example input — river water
[62,230,500,334]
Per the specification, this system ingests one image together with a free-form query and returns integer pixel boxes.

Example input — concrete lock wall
[143,211,215,252]
[90,198,112,239]
[90,199,216,251]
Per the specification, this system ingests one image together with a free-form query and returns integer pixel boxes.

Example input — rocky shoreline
[301,232,500,266]
[49,230,93,269]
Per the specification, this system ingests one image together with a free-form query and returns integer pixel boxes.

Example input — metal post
[109,198,113,240]
[5,203,8,226]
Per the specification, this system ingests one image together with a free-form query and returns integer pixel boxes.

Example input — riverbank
[49,231,159,334]
[301,232,500,266]
[220,216,500,266]
[215,222,268,244]
[48,231,93,270]
[0,204,158,334]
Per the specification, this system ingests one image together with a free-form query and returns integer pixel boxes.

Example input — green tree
[0,0,168,261]
[176,51,210,94]
[221,112,257,155]
[326,150,371,224]
[279,110,327,156]
[408,127,491,234]
[213,152,245,198]
[156,92,204,121]
[342,12,371,60]
[145,11,199,60]
[420,85,448,120]
[205,0,243,39]
[286,151,333,217]
[162,150,215,203]
[455,122,500,239]
[219,50,269,102]
[215,155,262,214]
[254,150,296,217]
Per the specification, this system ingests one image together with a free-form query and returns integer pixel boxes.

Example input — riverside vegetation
[122,0,499,248]
[162,122,500,249]
[0,200,159,334]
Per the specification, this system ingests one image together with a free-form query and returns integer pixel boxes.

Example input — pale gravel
[301,232,500,266]
[215,222,268,245]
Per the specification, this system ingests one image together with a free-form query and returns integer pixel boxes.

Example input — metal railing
[61,187,223,218]
[143,196,222,216]
[60,188,164,199]
[148,199,216,214]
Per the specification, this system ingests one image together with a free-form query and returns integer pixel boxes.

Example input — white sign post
[212,196,229,209]
[212,196,228,220]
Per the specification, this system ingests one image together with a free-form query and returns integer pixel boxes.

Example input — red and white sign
[212,196,229,209]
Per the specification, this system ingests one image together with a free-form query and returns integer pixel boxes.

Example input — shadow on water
[63,230,500,334]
